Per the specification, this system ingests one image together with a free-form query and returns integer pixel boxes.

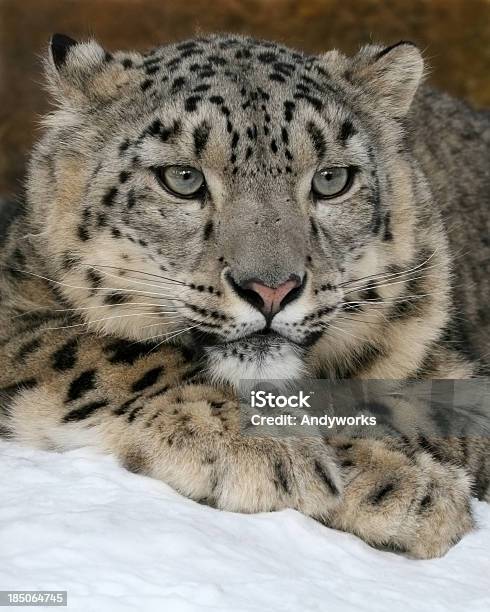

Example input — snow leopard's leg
[0,327,342,517]
[0,327,482,558]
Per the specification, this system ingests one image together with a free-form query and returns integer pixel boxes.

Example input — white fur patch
[206,341,306,389]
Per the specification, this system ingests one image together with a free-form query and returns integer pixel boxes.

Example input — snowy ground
[0,440,489,612]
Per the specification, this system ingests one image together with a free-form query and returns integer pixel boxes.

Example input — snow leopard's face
[29,34,424,385]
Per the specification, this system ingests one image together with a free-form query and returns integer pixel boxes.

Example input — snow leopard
[0,33,488,559]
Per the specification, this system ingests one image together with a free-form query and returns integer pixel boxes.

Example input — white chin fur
[205,341,305,389]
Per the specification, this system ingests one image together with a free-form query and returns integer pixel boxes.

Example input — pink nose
[245,278,301,316]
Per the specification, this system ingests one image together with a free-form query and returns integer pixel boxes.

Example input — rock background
[1,0,489,196]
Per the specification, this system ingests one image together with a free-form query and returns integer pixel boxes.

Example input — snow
[1,440,489,612]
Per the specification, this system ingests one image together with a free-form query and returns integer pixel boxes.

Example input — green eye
[156,165,205,198]
[312,167,353,199]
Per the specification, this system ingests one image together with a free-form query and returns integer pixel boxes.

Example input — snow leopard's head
[28,34,426,386]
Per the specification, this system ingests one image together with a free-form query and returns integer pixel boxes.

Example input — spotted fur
[0,34,488,559]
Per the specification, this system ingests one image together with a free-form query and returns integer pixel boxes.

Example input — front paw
[328,439,474,559]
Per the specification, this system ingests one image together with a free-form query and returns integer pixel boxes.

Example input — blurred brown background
[1,0,489,198]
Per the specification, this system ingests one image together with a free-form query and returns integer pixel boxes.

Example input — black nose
[227,273,305,319]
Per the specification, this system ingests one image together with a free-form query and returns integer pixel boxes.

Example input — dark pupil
[323,171,334,181]
[180,170,192,181]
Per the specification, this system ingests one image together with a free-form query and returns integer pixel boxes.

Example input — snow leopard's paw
[327,438,474,559]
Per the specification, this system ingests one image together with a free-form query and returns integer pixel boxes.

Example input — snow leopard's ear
[46,34,127,106]
[321,41,424,117]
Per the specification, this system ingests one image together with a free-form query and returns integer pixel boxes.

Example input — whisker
[16,302,186,317]
[139,319,187,330]
[343,272,440,297]
[339,249,439,289]
[340,289,450,308]
[52,303,182,313]
[84,264,188,293]
[13,301,191,320]
[89,264,186,285]
[146,325,201,352]
[320,322,369,343]
[342,262,448,295]
[43,311,173,331]
[91,270,182,289]
[335,315,383,326]
[7,267,187,300]
[36,250,185,288]
[340,255,474,301]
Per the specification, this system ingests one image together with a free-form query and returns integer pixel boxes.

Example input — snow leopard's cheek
[65,169,214,279]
